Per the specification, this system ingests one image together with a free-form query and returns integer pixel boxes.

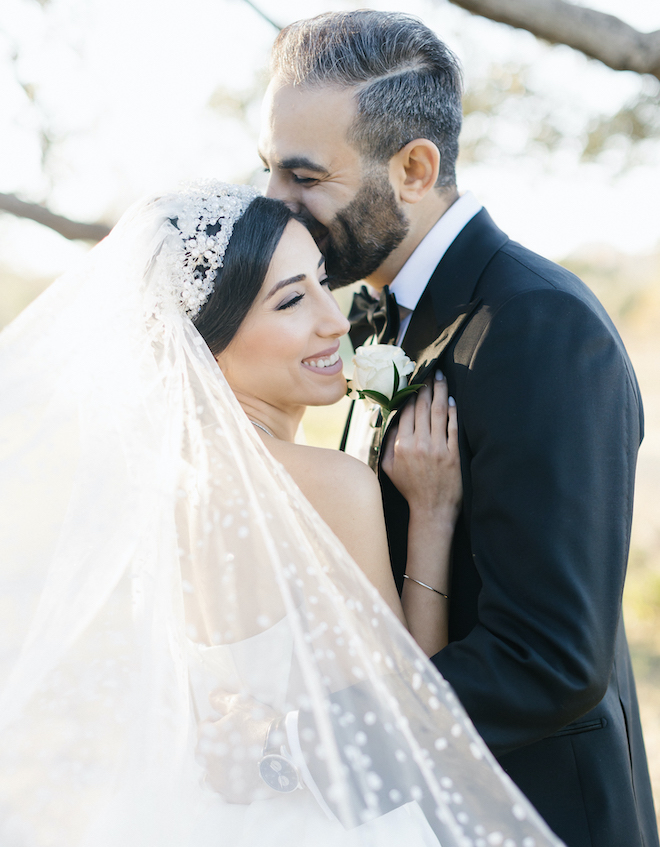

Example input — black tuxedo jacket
[358,209,657,847]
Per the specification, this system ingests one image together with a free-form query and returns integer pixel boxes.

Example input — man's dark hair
[271,10,463,189]
[193,196,295,355]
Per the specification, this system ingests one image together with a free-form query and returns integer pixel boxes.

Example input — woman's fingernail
[435,369,444,381]
[448,396,456,407]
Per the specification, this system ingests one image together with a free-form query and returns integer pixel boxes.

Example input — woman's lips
[302,348,343,375]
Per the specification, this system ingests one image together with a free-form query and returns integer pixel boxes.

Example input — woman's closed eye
[276,293,304,310]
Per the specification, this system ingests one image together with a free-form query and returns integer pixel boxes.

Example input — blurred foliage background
[1,0,659,821]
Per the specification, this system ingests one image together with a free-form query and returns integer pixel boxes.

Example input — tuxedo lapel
[377,299,481,460]
[408,299,482,385]
[427,207,508,329]
[400,285,438,361]
[401,208,506,358]
[343,208,508,456]
[381,209,508,447]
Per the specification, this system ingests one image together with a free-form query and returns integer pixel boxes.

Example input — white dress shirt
[344,192,482,462]
[389,191,482,344]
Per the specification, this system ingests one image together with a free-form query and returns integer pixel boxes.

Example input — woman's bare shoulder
[263,437,403,624]
[265,439,380,505]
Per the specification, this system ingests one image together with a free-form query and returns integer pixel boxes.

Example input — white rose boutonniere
[347,344,422,416]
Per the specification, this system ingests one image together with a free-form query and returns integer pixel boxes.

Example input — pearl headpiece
[160,181,260,319]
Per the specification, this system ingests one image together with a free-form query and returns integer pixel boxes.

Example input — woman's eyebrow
[266,274,306,300]
[266,259,324,299]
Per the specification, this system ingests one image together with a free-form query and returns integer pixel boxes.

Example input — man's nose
[266,171,293,203]
[264,172,299,213]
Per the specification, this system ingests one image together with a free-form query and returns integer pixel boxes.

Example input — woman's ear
[388,139,441,204]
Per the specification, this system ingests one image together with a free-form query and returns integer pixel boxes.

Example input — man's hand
[197,691,278,803]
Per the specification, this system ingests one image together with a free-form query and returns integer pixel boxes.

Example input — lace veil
[0,184,564,847]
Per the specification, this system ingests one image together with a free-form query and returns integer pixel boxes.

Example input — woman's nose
[320,295,351,338]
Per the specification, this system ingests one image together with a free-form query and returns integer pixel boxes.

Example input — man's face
[259,80,408,286]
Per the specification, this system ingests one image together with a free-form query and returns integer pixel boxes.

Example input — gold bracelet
[403,574,449,599]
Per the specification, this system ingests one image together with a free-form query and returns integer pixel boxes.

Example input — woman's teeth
[306,351,340,369]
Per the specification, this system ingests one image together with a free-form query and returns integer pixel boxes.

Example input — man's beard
[298,171,409,288]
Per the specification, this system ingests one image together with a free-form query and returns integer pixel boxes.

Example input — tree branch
[0,193,111,242]
[240,0,282,32]
[447,0,660,80]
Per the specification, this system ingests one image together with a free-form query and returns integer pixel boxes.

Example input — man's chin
[325,254,361,288]
[325,246,378,288]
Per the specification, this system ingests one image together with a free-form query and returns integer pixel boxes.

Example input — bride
[0,181,563,847]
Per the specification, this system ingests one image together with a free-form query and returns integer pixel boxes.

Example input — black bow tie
[348,285,400,348]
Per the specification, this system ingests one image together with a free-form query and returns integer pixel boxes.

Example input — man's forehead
[260,80,358,160]
[265,77,357,114]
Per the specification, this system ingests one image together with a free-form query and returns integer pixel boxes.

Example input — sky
[1,0,659,279]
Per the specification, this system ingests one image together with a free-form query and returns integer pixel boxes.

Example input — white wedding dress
[187,616,440,847]
[0,182,564,847]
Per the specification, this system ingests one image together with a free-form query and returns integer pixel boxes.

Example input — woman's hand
[381,373,462,525]
[381,373,460,655]
[197,691,278,803]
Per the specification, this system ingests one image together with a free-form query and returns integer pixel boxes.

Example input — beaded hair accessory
[160,181,260,319]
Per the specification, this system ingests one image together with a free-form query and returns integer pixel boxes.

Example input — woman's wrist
[407,504,460,534]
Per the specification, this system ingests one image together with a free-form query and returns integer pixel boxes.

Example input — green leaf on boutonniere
[390,384,424,404]
[386,382,424,412]
[356,382,424,418]
[357,389,391,406]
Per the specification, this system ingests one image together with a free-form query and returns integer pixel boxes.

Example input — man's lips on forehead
[295,210,328,246]
[310,221,329,243]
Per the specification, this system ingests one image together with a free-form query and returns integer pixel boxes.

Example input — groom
[259,10,658,847]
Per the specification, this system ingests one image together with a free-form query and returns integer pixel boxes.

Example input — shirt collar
[388,192,482,312]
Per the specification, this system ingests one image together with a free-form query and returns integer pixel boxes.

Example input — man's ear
[389,139,441,204]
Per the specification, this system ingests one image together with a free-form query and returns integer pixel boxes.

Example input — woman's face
[216,220,350,414]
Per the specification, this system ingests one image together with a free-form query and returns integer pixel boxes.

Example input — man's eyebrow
[258,149,329,174]
[259,151,329,175]
[265,274,306,300]
[280,156,329,174]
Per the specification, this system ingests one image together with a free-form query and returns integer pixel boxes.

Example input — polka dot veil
[0,186,565,847]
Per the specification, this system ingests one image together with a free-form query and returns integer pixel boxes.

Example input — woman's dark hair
[192,195,295,356]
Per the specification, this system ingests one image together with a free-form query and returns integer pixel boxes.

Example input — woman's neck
[234,394,305,443]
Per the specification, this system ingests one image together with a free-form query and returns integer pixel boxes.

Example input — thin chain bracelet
[403,574,449,599]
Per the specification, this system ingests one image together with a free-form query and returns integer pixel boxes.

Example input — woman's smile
[301,344,342,374]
